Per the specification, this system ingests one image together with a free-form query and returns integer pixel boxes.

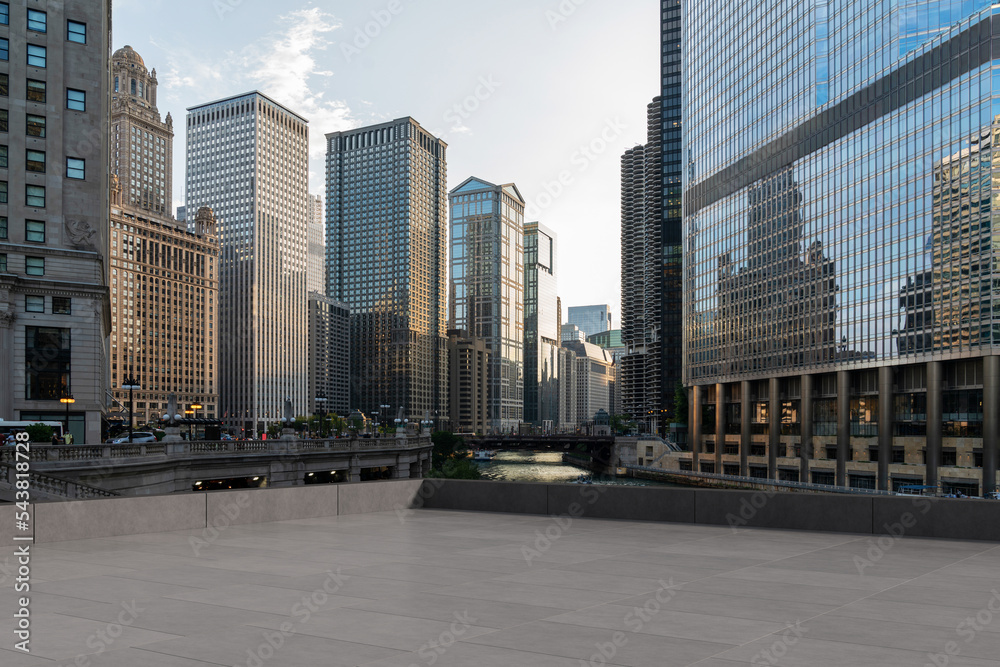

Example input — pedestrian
[51,433,60,446]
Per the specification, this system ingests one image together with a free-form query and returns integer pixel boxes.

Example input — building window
[27,45,46,68]
[0,73,7,96]
[66,88,85,111]
[0,180,6,203]
[25,326,71,400]
[0,145,6,168]
[66,157,84,179]
[27,9,45,33]
[26,149,45,173]
[25,184,44,207]
[26,79,45,103]
[0,216,6,239]
[67,21,86,44]
[25,256,44,276]
[52,297,71,314]
[25,219,44,243]
[26,114,45,137]
[0,254,5,272]
[0,4,8,25]
[0,38,8,61]
[25,295,43,312]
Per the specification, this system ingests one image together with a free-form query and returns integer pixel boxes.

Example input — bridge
[464,434,618,466]
[0,435,432,499]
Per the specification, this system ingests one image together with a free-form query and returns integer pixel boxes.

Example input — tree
[427,431,481,479]
[672,380,688,425]
[26,422,53,443]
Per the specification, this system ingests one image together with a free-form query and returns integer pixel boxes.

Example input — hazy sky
[113,0,659,320]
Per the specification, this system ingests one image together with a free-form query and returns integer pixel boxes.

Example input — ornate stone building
[109,46,218,429]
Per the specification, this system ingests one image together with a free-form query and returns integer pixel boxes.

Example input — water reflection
[476,450,666,486]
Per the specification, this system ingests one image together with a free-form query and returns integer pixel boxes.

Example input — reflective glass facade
[449,177,524,432]
[567,304,611,338]
[524,221,561,429]
[682,1,1000,494]
[326,118,448,422]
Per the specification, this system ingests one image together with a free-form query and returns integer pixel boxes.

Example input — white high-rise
[185,92,309,436]
[307,194,324,294]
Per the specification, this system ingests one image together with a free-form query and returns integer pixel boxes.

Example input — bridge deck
[3,508,997,665]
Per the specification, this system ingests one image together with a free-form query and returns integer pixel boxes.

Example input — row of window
[25,295,71,314]
[0,183,47,207]
[0,148,84,177]
[0,89,84,113]
[0,4,87,41]
[0,217,46,242]
[0,253,43,275]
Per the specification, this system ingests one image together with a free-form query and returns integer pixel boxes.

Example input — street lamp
[59,394,75,443]
[184,409,194,440]
[379,404,390,438]
[315,397,328,438]
[190,403,202,440]
[121,375,141,444]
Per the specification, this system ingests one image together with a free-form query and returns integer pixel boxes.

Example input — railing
[0,436,433,465]
[0,462,120,500]
[626,464,894,496]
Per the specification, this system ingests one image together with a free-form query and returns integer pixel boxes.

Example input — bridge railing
[626,464,894,496]
[0,436,432,465]
[0,462,121,500]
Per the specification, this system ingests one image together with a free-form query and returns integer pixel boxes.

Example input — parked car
[110,432,157,443]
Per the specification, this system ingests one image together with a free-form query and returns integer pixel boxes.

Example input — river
[474,450,670,486]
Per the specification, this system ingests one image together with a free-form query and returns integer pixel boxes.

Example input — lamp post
[121,375,141,443]
[59,394,75,443]
[190,403,202,440]
[184,410,194,439]
[379,404,390,438]
[315,397,328,438]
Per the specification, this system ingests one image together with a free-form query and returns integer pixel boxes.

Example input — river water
[474,450,669,486]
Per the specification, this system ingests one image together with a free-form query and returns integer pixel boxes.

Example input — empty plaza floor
[2,507,1000,666]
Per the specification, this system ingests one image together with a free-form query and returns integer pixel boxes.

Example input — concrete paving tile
[346,591,565,629]
[713,636,1000,667]
[431,578,633,610]
[496,567,672,596]
[32,575,205,605]
[165,582,372,616]
[0,649,58,666]
[358,641,630,667]
[278,571,442,600]
[461,619,734,666]
[138,625,405,666]
[613,589,839,623]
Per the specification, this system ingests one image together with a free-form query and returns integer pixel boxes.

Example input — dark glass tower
[325,118,448,422]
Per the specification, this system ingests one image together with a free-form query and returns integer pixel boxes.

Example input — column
[0,311,14,420]
[691,385,702,470]
[878,366,893,491]
[926,360,942,492]
[768,376,779,479]
[740,380,751,477]
[715,382,725,472]
[837,370,850,487]
[800,373,813,484]
[983,356,998,496]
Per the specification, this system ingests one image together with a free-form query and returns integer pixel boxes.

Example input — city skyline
[110,0,659,317]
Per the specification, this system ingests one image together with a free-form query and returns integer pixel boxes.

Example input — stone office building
[0,1,112,444]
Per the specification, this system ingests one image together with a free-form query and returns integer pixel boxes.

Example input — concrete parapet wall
[17,479,1000,544]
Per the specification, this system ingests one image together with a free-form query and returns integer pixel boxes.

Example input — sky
[112,0,659,321]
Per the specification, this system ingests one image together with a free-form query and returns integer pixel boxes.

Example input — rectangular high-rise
[449,177,525,433]
[524,222,561,430]
[567,304,611,338]
[0,0,112,444]
[683,0,1000,495]
[326,118,447,421]
[186,92,309,436]
[307,193,324,294]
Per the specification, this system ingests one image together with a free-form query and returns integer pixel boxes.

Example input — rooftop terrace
[2,481,1000,665]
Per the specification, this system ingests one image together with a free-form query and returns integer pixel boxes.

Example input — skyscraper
[524,221,561,430]
[109,46,218,427]
[326,118,448,421]
[567,304,611,338]
[308,292,350,419]
[683,0,1000,495]
[620,99,670,435]
[307,193,324,294]
[186,92,309,436]
[449,177,525,432]
[0,0,111,444]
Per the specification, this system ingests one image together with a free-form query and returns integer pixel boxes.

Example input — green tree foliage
[428,431,481,479]
[672,380,688,425]
[26,422,53,443]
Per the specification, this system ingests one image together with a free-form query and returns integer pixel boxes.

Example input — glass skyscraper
[186,92,310,436]
[524,221,561,430]
[326,118,448,422]
[567,304,612,338]
[683,0,1000,495]
[449,177,525,432]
